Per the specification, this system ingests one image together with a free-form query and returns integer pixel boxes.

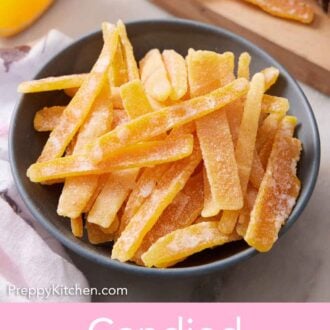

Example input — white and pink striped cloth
[0,30,89,302]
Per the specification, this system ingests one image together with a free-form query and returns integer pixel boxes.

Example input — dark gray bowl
[9,19,320,277]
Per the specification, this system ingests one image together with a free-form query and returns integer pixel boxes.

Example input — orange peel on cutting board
[0,0,54,37]
[242,0,314,24]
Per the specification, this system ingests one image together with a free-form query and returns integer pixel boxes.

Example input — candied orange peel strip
[57,85,113,219]
[18,73,87,93]
[58,175,100,218]
[133,172,204,264]
[188,50,242,216]
[87,169,138,229]
[140,49,172,102]
[109,39,128,87]
[261,95,289,115]
[197,110,243,216]
[237,52,251,80]
[71,216,84,238]
[117,20,140,81]
[225,98,245,146]
[249,151,265,190]
[242,0,314,24]
[162,50,188,101]
[245,116,302,252]
[83,174,108,213]
[111,76,157,226]
[187,50,235,98]
[120,163,170,234]
[258,113,285,167]
[236,185,258,237]
[219,73,265,234]
[111,143,202,262]
[141,221,240,268]
[233,74,265,190]
[37,23,118,162]
[34,106,65,132]
[120,79,154,120]
[262,67,279,91]
[72,86,113,153]
[88,78,249,164]
[27,134,194,182]
[256,113,284,152]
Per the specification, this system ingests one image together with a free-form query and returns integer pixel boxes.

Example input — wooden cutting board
[151,0,330,95]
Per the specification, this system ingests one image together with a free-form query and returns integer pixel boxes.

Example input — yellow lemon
[0,0,53,37]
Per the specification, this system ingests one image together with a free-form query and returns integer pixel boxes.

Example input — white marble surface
[2,0,329,302]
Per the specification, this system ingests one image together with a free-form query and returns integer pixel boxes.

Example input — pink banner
[0,303,328,329]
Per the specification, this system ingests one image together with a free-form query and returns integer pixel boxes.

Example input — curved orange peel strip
[141,221,240,268]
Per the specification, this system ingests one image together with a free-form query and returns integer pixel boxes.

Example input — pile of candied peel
[19,20,302,268]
